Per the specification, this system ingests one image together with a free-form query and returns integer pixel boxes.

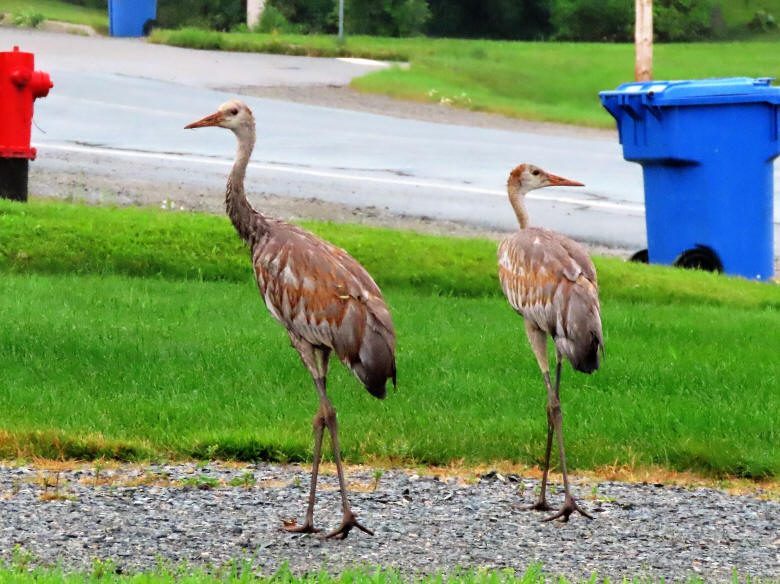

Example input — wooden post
[247,0,264,30]
[635,0,653,81]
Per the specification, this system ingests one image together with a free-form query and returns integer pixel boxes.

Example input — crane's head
[507,164,584,194]
[185,100,255,136]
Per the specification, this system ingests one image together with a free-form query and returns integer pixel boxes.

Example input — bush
[552,0,717,42]
[747,9,777,32]
[654,0,718,41]
[552,0,632,41]
[13,11,45,28]
[267,0,337,34]
[156,0,244,31]
[256,4,298,33]
[426,0,553,40]
[346,0,430,37]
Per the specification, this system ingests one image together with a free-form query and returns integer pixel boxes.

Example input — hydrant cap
[30,71,53,98]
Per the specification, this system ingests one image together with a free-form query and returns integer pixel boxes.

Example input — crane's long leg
[283,342,330,535]
[320,389,374,540]
[528,359,559,511]
[525,323,554,511]
[542,352,592,523]
[524,324,590,521]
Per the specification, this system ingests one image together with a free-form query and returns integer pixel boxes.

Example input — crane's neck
[508,182,530,229]
[226,124,267,244]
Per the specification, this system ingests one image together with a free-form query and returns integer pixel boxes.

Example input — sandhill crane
[185,100,396,539]
[497,164,604,522]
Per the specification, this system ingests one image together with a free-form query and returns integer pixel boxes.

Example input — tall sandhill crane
[498,164,604,522]
[185,100,396,539]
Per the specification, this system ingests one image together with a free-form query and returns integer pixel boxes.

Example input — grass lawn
[149,30,780,127]
[0,563,700,584]
[0,0,107,33]
[0,199,778,479]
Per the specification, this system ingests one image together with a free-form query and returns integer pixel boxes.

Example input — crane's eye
[531,169,540,176]
[229,107,239,116]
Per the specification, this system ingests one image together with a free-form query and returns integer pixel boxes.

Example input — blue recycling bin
[600,77,780,281]
[109,0,157,37]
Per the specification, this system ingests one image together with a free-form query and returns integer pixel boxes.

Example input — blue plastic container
[109,0,157,37]
[600,77,780,281]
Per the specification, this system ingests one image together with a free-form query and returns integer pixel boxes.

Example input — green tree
[427,0,553,40]
[346,0,431,36]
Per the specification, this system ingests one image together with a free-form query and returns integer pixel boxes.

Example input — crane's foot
[282,518,321,534]
[543,495,593,523]
[526,499,553,512]
[325,510,374,540]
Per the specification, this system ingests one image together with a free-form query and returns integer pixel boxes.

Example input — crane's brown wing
[253,221,396,396]
[498,227,603,373]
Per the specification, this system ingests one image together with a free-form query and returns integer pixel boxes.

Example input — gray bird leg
[318,382,373,539]
[542,353,592,523]
[283,342,330,535]
[524,322,554,511]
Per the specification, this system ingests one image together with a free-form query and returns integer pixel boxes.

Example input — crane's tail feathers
[570,332,602,374]
[336,299,396,399]
[348,323,396,400]
[557,278,604,374]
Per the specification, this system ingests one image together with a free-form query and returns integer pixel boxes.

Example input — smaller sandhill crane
[497,164,604,522]
[185,100,396,539]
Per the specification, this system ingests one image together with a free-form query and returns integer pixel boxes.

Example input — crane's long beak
[184,111,223,129]
[546,172,584,187]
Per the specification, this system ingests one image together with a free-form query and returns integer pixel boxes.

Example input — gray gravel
[1,463,777,581]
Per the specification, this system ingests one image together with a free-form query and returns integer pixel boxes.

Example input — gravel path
[1,463,777,581]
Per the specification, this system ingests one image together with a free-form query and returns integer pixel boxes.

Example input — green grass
[150,30,780,127]
[0,0,107,33]
[0,561,715,584]
[2,200,778,309]
[0,199,778,478]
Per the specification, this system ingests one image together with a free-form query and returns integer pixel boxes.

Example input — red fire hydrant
[0,46,53,202]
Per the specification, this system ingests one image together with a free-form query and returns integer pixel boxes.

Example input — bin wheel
[674,245,723,273]
[142,18,157,36]
[0,158,29,202]
[629,249,649,263]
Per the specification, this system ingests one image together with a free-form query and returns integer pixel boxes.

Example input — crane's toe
[542,495,593,522]
[325,510,374,540]
[282,518,322,534]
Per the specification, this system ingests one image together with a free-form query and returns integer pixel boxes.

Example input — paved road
[3,28,779,253]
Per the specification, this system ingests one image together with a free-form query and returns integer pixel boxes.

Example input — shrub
[551,0,633,41]
[426,0,553,40]
[748,9,777,32]
[654,0,719,41]
[552,0,717,42]
[256,4,298,33]
[268,0,337,34]
[156,0,244,32]
[13,11,45,28]
[346,0,430,37]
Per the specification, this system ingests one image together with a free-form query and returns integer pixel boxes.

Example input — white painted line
[38,142,646,214]
[336,57,392,68]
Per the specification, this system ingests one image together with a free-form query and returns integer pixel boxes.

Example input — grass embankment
[0,199,778,478]
[0,0,107,33]
[150,29,780,127]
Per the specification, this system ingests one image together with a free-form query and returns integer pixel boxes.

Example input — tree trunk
[247,0,265,30]
[635,0,653,81]
[0,159,29,202]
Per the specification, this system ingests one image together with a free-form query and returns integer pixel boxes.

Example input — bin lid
[600,77,780,106]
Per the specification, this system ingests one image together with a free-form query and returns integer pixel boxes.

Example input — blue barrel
[109,0,157,37]
[600,78,780,281]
